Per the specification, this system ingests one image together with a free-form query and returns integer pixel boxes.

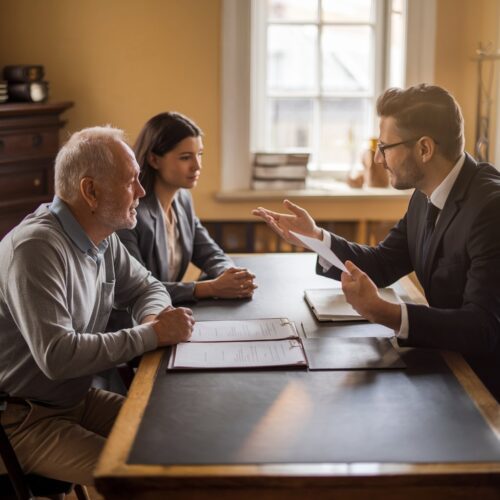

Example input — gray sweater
[0,199,170,407]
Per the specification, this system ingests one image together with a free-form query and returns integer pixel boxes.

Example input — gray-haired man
[0,126,194,484]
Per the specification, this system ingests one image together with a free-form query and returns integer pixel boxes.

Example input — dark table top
[128,254,500,466]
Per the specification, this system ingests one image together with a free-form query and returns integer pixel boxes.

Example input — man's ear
[418,136,437,163]
[80,177,98,212]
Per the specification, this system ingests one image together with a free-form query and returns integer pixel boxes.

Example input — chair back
[0,391,73,500]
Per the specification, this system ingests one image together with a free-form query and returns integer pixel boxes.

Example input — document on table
[305,288,401,322]
[290,230,347,273]
[168,339,307,370]
[167,318,307,370]
[189,318,298,342]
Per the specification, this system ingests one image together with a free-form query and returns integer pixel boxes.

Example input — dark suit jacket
[317,153,500,401]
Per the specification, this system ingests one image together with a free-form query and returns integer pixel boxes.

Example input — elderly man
[0,126,194,484]
[254,84,500,403]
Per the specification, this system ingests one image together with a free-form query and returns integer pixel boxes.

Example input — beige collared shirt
[163,207,183,282]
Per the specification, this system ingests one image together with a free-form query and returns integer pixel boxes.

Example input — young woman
[116,111,256,309]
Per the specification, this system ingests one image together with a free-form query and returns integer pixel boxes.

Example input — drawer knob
[33,178,41,187]
[32,134,43,148]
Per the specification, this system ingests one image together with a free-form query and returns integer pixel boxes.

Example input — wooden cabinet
[0,101,73,238]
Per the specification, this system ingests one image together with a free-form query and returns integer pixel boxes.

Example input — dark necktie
[421,201,440,264]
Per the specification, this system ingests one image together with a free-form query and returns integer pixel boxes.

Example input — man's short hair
[376,84,464,162]
[55,126,126,202]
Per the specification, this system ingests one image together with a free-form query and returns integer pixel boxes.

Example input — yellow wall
[0,0,223,216]
[435,0,499,158]
[0,0,498,221]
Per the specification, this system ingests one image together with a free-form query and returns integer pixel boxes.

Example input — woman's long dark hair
[134,112,203,193]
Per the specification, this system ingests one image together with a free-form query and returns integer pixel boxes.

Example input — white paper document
[305,288,401,322]
[290,230,348,273]
[169,339,307,369]
[167,318,307,370]
[190,318,297,342]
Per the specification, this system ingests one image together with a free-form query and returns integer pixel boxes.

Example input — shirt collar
[49,196,108,261]
[429,154,466,210]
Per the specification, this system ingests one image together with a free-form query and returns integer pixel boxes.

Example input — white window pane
[319,98,372,170]
[268,0,318,22]
[268,25,317,92]
[322,26,373,93]
[392,0,403,13]
[266,98,313,150]
[322,0,374,23]
[389,7,405,87]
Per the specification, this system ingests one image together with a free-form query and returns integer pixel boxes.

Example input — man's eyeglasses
[376,139,418,159]
[376,137,440,159]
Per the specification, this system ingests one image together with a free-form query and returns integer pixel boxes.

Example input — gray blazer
[117,189,233,304]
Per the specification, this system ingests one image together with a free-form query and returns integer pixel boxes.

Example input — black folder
[303,337,406,370]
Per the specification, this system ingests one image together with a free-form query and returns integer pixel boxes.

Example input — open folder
[167,318,307,370]
[302,337,406,370]
[305,288,401,322]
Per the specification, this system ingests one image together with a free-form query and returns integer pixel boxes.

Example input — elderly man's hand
[152,306,195,345]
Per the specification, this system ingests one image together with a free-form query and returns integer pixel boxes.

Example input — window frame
[220,0,436,190]
[251,0,387,174]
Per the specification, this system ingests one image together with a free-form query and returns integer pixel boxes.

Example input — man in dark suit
[253,84,500,402]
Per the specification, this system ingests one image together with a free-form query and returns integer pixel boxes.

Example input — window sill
[216,180,413,202]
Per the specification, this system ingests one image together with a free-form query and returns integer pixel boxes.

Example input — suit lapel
[173,194,192,280]
[422,154,477,289]
[144,193,170,282]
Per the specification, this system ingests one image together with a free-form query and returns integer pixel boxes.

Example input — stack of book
[3,65,49,103]
[0,81,7,103]
[252,152,309,190]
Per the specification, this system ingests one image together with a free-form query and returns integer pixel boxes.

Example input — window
[252,0,406,175]
[221,0,436,189]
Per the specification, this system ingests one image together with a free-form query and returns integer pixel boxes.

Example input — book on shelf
[252,152,309,190]
[0,82,7,103]
[252,178,306,190]
[3,65,45,83]
[254,164,308,180]
[167,318,307,370]
[253,152,310,166]
[304,288,401,322]
[7,81,49,102]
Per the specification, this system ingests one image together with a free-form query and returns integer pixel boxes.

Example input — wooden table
[95,254,500,500]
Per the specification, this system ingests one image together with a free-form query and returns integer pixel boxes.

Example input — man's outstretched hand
[252,199,322,248]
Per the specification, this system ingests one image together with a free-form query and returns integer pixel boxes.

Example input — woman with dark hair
[116,111,256,308]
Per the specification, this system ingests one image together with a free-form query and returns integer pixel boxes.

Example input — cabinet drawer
[0,196,51,239]
[0,130,59,160]
[0,165,50,200]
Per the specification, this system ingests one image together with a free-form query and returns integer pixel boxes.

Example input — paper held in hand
[290,230,348,273]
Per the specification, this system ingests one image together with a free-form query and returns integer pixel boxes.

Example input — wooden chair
[0,392,90,500]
